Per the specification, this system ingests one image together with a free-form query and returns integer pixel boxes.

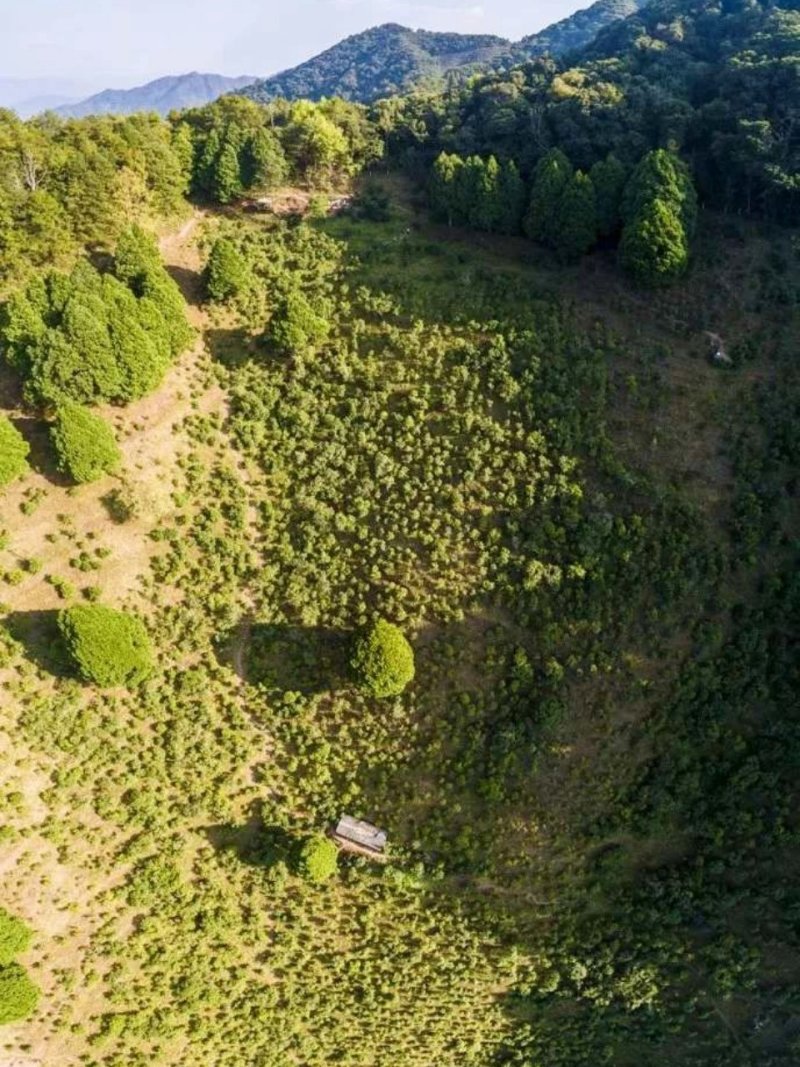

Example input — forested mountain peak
[240,23,512,104]
[240,0,655,105]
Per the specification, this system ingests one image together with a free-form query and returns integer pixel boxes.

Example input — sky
[0,0,585,92]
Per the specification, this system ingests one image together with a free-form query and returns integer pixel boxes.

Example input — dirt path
[158,213,200,263]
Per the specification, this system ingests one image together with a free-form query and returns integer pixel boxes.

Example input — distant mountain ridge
[241,0,649,105]
[47,0,651,120]
[56,72,255,118]
[0,76,96,118]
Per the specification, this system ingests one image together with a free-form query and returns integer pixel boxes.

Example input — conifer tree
[205,238,250,303]
[430,152,464,227]
[524,148,573,246]
[0,415,30,487]
[213,141,244,204]
[454,155,483,227]
[620,197,689,284]
[50,402,121,484]
[497,160,526,235]
[241,128,289,190]
[195,127,221,197]
[554,170,597,262]
[622,149,697,237]
[469,155,502,232]
[590,154,627,238]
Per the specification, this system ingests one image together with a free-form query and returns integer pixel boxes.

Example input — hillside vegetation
[0,2,798,1064]
[241,1,648,105]
[382,0,799,222]
[242,24,511,104]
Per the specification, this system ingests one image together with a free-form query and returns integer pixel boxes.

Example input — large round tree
[351,618,415,698]
[58,604,154,687]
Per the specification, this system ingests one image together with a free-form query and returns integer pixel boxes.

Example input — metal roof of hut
[333,815,387,855]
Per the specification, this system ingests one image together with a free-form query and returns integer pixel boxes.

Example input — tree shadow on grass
[166,264,204,307]
[10,414,71,488]
[204,806,297,872]
[216,619,352,695]
[204,324,290,371]
[3,610,73,678]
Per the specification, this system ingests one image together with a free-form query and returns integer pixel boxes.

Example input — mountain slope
[515,0,648,58]
[242,24,510,104]
[242,1,650,105]
[57,72,255,118]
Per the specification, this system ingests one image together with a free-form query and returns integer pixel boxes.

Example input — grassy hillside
[0,173,797,1065]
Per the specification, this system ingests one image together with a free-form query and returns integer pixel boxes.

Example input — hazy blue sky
[0,0,585,88]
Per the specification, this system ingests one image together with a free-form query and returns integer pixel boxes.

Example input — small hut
[331,815,388,861]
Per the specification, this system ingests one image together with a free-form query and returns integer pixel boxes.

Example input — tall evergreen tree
[195,127,221,197]
[620,197,689,285]
[497,160,527,236]
[430,152,464,227]
[590,154,627,238]
[622,149,698,237]
[463,156,501,232]
[554,170,597,262]
[454,156,483,228]
[213,141,244,205]
[241,128,289,190]
[524,148,573,246]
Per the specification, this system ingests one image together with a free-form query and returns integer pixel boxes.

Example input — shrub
[50,403,120,484]
[102,484,138,523]
[0,909,31,966]
[297,835,338,885]
[0,963,39,1025]
[267,289,330,355]
[351,618,415,698]
[58,603,154,687]
[205,238,250,303]
[0,416,30,487]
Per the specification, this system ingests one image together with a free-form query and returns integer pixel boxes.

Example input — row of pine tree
[429,147,698,284]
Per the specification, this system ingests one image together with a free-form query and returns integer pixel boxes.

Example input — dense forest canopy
[378,0,800,220]
[0,0,798,1064]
